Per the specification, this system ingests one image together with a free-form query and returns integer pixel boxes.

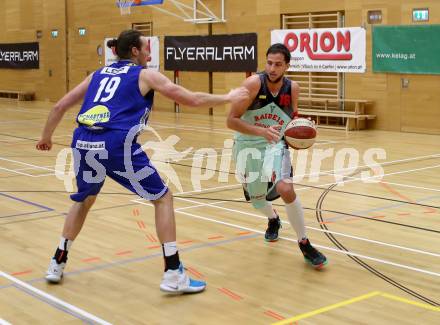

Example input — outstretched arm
[36,74,93,151]
[226,75,281,143]
[140,69,249,107]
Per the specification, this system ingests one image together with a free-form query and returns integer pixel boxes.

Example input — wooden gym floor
[0,100,439,324]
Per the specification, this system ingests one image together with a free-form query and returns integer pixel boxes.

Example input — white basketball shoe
[45,258,66,283]
[160,263,206,294]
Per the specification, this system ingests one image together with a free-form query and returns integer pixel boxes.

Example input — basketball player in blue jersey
[36,29,249,293]
[227,43,327,269]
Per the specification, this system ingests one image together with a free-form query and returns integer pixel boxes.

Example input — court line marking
[173,153,440,194]
[271,291,439,325]
[174,183,242,195]
[12,284,103,323]
[0,157,55,172]
[379,292,440,311]
[133,198,440,277]
[0,167,54,178]
[0,319,12,325]
[0,192,53,211]
[0,271,112,325]
[299,153,440,179]
[14,164,66,172]
[0,233,259,291]
[273,291,381,324]
[171,196,440,258]
[132,200,440,277]
[0,166,34,177]
[322,194,440,223]
[320,163,440,187]
[374,180,440,194]
[0,210,51,220]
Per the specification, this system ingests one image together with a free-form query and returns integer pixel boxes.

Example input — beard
[265,73,283,84]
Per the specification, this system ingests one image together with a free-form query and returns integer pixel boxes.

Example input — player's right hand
[262,124,281,143]
[36,138,52,151]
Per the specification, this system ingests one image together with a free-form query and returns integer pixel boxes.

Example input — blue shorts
[70,127,168,202]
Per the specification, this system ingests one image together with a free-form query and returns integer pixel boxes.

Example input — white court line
[134,199,440,278]
[0,319,12,325]
[176,152,232,162]
[33,173,56,178]
[14,164,64,172]
[174,196,440,258]
[0,166,34,177]
[0,166,54,178]
[0,157,55,172]
[378,181,440,194]
[173,183,242,195]
[317,164,440,189]
[0,271,112,325]
[176,200,230,211]
[291,152,440,179]
[163,152,440,193]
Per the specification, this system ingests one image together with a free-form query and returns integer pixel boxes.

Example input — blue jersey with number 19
[77,60,153,132]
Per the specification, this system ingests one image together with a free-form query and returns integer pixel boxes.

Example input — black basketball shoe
[298,238,328,269]
[265,213,282,242]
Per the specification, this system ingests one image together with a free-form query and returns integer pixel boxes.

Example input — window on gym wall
[132,22,153,36]
[282,11,344,111]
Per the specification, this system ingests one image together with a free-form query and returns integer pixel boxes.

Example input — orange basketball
[134,0,142,4]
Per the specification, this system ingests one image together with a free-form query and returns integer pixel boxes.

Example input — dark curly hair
[106,29,143,59]
[266,43,291,63]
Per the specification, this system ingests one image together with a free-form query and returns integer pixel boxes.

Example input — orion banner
[271,27,366,73]
[0,42,39,69]
[373,25,440,75]
[164,33,257,72]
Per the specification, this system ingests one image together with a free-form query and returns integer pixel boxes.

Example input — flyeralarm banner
[164,33,257,72]
[271,27,366,73]
[0,42,39,69]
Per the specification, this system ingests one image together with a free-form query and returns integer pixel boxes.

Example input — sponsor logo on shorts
[75,140,105,150]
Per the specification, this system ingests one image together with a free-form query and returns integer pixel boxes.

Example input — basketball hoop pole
[208,23,213,116]
[174,70,180,113]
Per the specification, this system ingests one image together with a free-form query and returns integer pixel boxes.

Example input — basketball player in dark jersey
[36,30,249,293]
[227,43,327,269]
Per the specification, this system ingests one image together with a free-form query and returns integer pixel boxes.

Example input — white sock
[163,241,178,256]
[285,198,307,241]
[257,202,278,219]
[58,237,73,251]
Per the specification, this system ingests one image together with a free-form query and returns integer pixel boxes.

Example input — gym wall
[0,0,439,133]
